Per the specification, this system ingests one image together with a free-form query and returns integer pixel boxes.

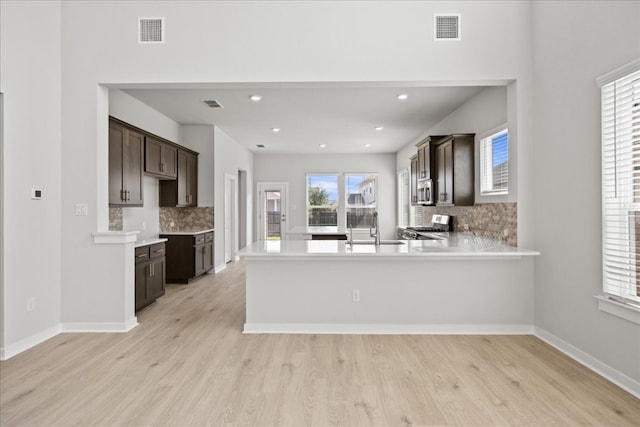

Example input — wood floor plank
[2,260,639,426]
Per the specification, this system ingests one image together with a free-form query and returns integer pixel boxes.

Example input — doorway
[257,182,289,241]
[224,173,238,263]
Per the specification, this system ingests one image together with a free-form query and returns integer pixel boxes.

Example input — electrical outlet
[352,289,360,303]
[26,297,35,312]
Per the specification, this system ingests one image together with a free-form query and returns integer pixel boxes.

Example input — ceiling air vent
[139,18,164,44]
[434,14,460,41]
[203,99,224,109]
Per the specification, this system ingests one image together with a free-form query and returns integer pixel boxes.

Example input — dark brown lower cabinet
[160,231,214,283]
[135,242,166,312]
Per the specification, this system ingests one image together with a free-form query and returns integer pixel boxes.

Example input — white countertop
[158,228,214,236]
[134,237,168,248]
[238,232,539,259]
[288,226,347,235]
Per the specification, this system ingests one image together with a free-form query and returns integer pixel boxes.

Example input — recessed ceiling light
[397,93,409,100]
[364,143,372,148]
[271,128,281,133]
[375,126,384,131]
[319,144,326,148]
[249,95,262,102]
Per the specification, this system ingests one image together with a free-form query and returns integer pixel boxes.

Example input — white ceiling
[122,83,489,154]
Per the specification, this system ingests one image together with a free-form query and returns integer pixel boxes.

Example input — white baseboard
[60,318,138,333]
[0,324,61,361]
[534,326,640,399]
[214,263,227,273]
[243,323,534,335]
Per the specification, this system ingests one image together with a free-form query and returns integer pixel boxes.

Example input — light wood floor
[1,261,639,426]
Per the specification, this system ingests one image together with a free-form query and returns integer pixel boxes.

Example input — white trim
[534,327,640,399]
[596,58,640,88]
[0,324,61,361]
[594,294,640,325]
[93,231,138,244]
[243,323,533,335]
[60,319,138,333]
[214,263,227,273]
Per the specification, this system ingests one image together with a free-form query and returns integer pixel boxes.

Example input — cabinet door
[436,141,453,205]
[417,142,430,180]
[146,137,177,179]
[162,144,177,178]
[194,243,206,277]
[410,155,418,205]
[145,137,163,176]
[177,150,189,206]
[147,258,165,300]
[186,151,198,206]
[135,262,148,312]
[109,122,125,205]
[203,241,214,272]
[123,129,144,205]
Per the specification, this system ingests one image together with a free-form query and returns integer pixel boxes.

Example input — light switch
[75,203,88,216]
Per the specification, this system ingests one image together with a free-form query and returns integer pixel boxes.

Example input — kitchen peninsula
[239,234,539,335]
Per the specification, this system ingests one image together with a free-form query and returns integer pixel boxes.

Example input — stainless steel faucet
[370,211,380,245]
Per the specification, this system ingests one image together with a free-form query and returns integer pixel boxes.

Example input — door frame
[257,182,289,241]
[224,173,238,263]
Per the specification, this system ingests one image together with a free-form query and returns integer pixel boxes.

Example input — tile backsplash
[420,202,517,246]
[109,206,214,232]
[109,207,123,231]
[160,207,214,231]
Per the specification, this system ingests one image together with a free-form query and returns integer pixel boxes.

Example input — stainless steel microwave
[417,179,434,205]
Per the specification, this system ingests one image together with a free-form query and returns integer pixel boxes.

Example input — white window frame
[479,128,509,196]
[596,59,640,325]
[476,124,510,203]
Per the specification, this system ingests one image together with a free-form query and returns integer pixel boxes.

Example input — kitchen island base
[243,254,535,335]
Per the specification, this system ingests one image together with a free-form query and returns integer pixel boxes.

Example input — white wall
[532,1,640,387]
[181,125,215,207]
[0,0,62,358]
[214,127,253,269]
[254,153,397,239]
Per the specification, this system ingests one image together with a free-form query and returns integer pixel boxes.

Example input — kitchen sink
[348,240,406,245]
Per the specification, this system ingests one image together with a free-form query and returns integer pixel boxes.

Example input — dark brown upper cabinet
[109,119,144,206]
[160,149,198,207]
[416,135,446,181]
[434,133,475,206]
[410,154,419,206]
[145,136,177,179]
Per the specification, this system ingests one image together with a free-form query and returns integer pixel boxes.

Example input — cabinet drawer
[150,243,166,259]
[135,246,150,263]
[194,234,206,245]
[205,232,214,242]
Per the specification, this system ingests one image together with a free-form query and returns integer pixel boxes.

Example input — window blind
[601,67,640,303]
[480,129,509,195]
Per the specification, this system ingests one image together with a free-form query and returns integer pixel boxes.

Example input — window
[306,173,378,228]
[346,174,377,228]
[480,128,509,195]
[307,174,338,226]
[600,64,640,307]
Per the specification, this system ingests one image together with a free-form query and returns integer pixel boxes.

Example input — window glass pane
[346,174,376,228]
[480,129,508,195]
[307,175,338,226]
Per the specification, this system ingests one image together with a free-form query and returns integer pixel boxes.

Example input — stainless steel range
[402,214,452,240]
